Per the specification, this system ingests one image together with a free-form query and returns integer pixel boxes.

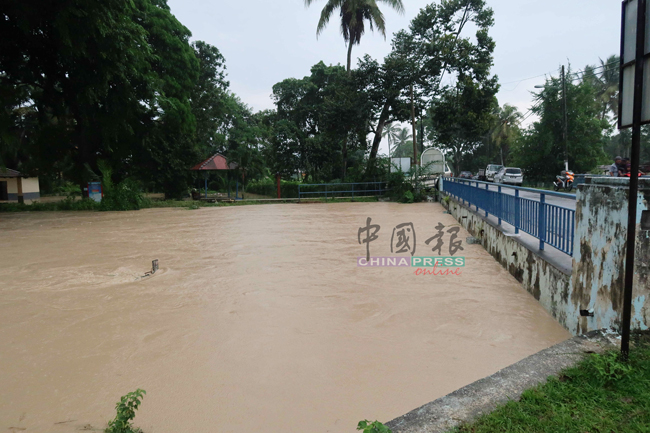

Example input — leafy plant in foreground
[588,351,633,383]
[106,389,146,433]
[357,420,392,433]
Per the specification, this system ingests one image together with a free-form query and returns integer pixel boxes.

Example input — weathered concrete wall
[571,177,650,334]
[445,200,574,332]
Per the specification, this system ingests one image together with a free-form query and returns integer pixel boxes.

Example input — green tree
[491,104,523,165]
[304,0,405,72]
[583,55,619,124]
[391,127,413,157]
[363,0,497,172]
[511,68,609,180]
[191,41,230,156]
[271,61,371,181]
[0,0,203,198]
[428,76,498,175]
[381,122,400,156]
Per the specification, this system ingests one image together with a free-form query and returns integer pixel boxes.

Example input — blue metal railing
[298,182,388,200]
[441,177,576,256]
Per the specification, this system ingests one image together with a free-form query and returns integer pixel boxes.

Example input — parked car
[494,167,524,185]
[485,164,503,182]
[459,171,473,179]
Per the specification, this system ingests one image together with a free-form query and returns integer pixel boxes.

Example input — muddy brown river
[0,203,570,432]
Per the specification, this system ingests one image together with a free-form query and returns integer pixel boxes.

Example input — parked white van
[485,164,503,182]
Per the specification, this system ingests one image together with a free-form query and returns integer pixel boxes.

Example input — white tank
[420,148,447,175]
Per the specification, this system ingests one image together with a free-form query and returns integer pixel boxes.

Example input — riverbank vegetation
[1,0,498,202]
[2,1,637,203]
[451,333,650,433]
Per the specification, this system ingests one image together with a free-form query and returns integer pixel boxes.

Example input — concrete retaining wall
[445,200,574,332]
[386,330,615,433]
[571,177,650,334]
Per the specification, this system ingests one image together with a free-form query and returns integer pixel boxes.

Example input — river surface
[0,203,570,432]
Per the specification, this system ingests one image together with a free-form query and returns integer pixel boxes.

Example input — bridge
[440,176,650,335]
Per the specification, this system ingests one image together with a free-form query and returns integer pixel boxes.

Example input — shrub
[100,178,148,211]
[357,420,391,433]
[106,389,146,433]
[401,190,415,203]
[245,178,301,198]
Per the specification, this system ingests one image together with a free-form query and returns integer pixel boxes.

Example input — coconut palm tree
[304,0,405,72]
[491,104,523,165]
[391,127,413,158]
[382,122,400,156]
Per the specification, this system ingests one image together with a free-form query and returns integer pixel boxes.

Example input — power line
[500,59,619,90]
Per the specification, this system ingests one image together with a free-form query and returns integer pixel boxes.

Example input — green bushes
[0,198,101,212]
[245,178,301,198]
[386,170,427,203]
[357,420,392,433]
[106,389,146,433]
[100,178,148,211]
[98,162,148,211]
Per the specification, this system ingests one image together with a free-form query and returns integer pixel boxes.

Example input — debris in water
[142,259,159,277]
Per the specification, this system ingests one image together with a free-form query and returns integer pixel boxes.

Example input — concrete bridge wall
[445,200,575,332]
[571,177,649,334]
[444,177,650,335]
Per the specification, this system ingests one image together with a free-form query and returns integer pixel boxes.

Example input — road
[483,183,576,210]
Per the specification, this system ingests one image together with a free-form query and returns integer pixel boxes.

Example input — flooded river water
[0,203,570,432]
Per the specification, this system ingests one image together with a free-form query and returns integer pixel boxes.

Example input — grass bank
[0,196,380,212]
[450,333,650,433]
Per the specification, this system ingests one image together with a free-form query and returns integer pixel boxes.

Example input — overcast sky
[168,0,621,154]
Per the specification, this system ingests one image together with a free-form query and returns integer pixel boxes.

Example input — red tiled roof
[190,154,235,171]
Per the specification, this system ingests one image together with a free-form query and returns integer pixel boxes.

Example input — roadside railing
[441,177,576,256]
[298,182,388,200]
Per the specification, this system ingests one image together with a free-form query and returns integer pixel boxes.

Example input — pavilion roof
[190,154,237,171]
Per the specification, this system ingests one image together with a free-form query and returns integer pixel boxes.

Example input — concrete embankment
[386,330,616,433]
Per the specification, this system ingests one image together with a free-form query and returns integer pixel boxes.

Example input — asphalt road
[483,182,576,210]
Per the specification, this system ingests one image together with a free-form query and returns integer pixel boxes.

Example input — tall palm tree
[305,0,405,72]
[491,104,522,165]
[391,127,413,158]
[382,122,400,156]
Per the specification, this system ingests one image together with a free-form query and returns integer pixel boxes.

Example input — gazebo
[190,154,238,199]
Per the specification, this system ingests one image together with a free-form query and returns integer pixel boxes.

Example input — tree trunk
[368,102,391,165]
[410,85,418,167]
[342,138,348,180]
[347,41,354,72]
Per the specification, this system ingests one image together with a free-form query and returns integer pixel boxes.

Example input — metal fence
[298,182,388,200]
[441,177,576,256]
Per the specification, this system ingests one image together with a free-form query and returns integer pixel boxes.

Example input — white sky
[168,0,621,154]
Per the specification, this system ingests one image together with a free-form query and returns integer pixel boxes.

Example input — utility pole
[620,0,646,360]
[420,108,425,154]
[562,65,569,172]
[410,85,418,166]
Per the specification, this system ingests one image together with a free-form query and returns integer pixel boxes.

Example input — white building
[0,169,41,204]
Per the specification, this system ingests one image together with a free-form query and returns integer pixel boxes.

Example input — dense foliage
[3,0,629,205]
